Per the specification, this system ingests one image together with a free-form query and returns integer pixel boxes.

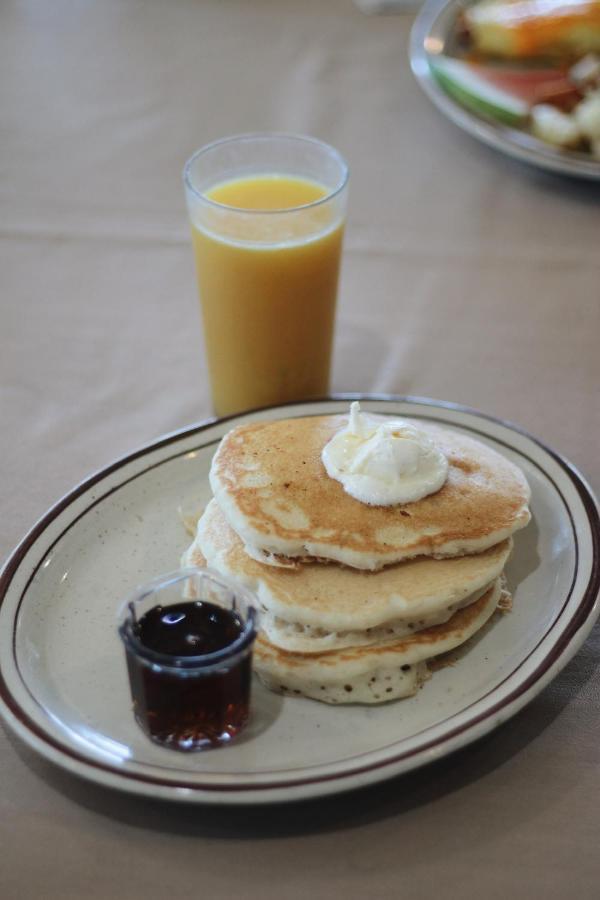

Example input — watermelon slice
[429,55,530,126]
[473,64,581,110]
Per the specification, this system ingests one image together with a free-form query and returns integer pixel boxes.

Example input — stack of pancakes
[183,413,531,704]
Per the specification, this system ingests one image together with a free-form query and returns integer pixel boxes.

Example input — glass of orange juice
[183,133,349,417]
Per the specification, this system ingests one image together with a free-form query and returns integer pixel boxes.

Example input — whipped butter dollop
[321,402,449,506]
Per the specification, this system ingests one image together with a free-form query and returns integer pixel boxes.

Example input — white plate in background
[410,0,600,181]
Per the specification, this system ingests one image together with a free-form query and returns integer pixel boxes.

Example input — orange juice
[190,174,345,416]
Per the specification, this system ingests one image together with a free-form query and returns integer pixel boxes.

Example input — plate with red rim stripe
[0,395,598,804]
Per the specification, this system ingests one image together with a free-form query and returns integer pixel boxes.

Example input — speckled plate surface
[0,396,598,805]
[410,0,600,181]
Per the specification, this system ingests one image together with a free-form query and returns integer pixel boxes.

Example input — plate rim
[1,393,599,804]
[409,0,600,182]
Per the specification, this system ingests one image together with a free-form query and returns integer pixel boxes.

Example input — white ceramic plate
[410,0,600,181]
[1,396,598,805]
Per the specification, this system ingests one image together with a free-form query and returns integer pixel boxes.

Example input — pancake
[183,499,512,652]
[254,580,503,704]
[209,413,530,570]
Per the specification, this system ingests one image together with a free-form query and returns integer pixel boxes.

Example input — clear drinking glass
[118,568,258,751]
[183,133,349,417]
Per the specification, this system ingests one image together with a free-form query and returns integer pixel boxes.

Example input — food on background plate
[428,56,581,124]
[428,55,531,125]
[428,0,600,157]
[183,403,531,705]
[464,0,600,60]
[531,102,582,147]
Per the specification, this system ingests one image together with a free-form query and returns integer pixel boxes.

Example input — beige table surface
[2,1,600,897]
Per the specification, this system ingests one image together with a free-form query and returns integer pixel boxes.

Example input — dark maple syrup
[121,600,255,751]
